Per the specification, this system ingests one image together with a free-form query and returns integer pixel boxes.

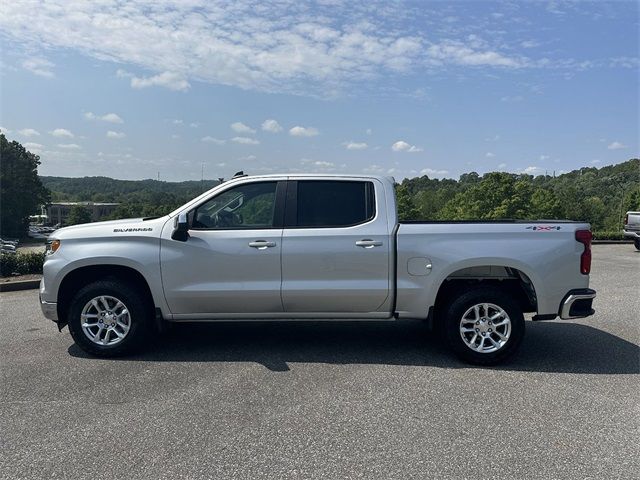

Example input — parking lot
[0,244,638,479]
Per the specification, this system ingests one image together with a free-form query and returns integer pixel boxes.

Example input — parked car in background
[623,211,640,250]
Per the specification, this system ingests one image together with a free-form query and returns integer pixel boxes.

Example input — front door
[160,180,285,316]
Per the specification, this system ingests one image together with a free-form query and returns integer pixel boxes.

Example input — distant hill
[41,176,222,203]
[39,159,639,232]
[40,176,223,219]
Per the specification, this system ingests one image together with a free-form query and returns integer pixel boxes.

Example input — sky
[0,0,638,182]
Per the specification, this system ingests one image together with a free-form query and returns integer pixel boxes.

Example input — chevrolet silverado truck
[40,174,596,364]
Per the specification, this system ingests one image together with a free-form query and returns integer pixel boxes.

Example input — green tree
[396,184,421,220]
[67,205,92,225]
[0,133,50,237]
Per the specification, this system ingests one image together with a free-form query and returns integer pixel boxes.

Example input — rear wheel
[67,279,151,357]
[443,286,525,365]
[634,238,640,251]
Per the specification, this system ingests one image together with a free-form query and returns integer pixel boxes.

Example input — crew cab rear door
[280,179,392,314]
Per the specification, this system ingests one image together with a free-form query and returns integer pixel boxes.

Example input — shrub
[592,230,627,241]
[0,252,45,276]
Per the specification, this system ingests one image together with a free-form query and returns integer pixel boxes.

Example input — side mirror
[171,212,190,241]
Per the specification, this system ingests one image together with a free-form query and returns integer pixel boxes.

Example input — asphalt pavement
[0,244,638,479]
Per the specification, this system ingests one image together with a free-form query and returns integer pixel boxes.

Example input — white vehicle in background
[623,211,640,250]
[39,173,597,365]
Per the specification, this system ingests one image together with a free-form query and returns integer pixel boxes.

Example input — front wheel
[67,279,151,357]
[443,286,525,365]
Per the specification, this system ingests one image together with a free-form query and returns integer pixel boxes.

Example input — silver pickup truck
[40,173,596,364]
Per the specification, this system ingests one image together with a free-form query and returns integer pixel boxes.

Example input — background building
[46,202,119,226]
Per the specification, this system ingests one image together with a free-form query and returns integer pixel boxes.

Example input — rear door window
[294,181,375,227]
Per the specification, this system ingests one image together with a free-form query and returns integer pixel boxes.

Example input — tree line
[1,132,638,237]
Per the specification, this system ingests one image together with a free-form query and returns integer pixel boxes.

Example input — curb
[0,279,41,292]
[592,240,633,244]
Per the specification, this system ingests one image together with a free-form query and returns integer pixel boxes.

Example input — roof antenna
[233,170,248,179]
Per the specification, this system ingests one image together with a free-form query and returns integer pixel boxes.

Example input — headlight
[46,239,61,255]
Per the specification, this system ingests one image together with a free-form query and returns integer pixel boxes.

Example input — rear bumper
[623,229,640,238]
[559,288,596,319]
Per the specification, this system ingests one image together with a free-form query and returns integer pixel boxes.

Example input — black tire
[67,279,152,357]
[443,286,525,365]
[634,238,640,251]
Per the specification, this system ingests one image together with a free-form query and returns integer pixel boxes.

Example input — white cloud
[485,152,495,158]
[189,122,199,128]
[539,155,550,161]
[24,142,44,152]
[314,161,334,167]
[106,130,126,139]
[607,141,627,150]
[18,128,40,137]
[50,128,74,138]
[343,141,368,150]
[231,136,260,145]
[590,159,601,165]
[419,168,449,177]
[498,163,507,169]
[290,126,319,137]
[130,71,190,91]
[201,136,225,145]
[392,140,422,153]
[426,41,525,68]
[84,112,124,124]
[0,126,10,134]
[522,166,543,175]
[21,57,54,77]
[365,129,372,135]
[171,119,184,125]
[261,119,282,133]
[0,2,531,96]
[231,122,256,134]
[57,143,81,150]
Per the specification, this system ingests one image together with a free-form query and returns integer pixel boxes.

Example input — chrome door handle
[355,239,383,248]
[248,240,276,249]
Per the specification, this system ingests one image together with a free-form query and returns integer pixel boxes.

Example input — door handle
[248,240,276,249]
[355,239,383,248]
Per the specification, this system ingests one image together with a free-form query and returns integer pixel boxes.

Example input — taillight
[575,229,592,275]
[624,213,628,226]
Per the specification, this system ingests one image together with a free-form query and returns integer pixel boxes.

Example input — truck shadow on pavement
[69,320,639,375]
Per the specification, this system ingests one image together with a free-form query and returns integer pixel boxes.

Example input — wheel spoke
[477,335,486,351]
[493,319,509,327]
[111,328,124,338]
[495,330,508,340]
[82,322,99,328]
[100,296,111,311]
[91,299,103,313]
[461,327,475,333]
[473,305,480,321]
[489,311,503,321]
